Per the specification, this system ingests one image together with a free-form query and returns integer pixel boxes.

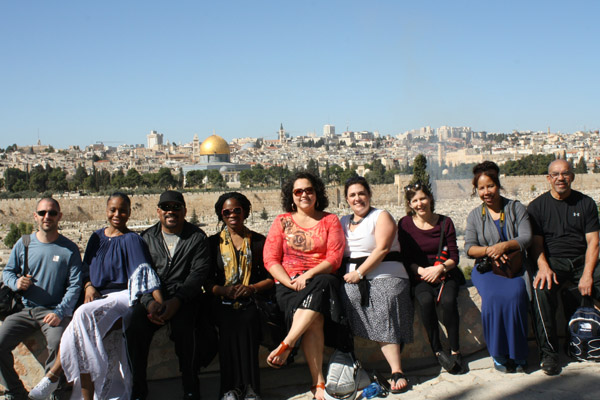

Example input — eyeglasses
[293,187,315,197]
[548,172,573,180]
[222,207,243,217]
[159,203,184,212]
[404,182,423,192]
[36,210,59,217]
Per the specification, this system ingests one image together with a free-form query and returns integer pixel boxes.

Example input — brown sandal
[266,341,290,368]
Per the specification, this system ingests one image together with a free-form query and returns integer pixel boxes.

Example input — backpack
[567,297,600,362]
[324,350,370,400]
[0,235,30,320]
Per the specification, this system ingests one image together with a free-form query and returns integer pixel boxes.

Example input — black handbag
[254,295,286,351]
[0,235,30,320]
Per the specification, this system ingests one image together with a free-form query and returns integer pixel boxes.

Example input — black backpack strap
[21,235,30,276]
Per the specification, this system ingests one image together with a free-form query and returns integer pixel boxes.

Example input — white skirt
[60,290,132,400]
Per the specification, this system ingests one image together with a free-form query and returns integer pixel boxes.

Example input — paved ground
[146,341,600,400]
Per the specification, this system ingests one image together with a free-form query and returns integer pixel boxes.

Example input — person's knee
[415,292,435,309]
[439,296,457,312]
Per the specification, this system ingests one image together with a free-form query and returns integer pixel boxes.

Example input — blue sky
[1,1,598,148]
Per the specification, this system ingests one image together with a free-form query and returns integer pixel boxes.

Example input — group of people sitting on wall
[0,158,598,400]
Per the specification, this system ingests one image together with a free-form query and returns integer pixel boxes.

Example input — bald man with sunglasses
[0,198,82,400]
[127,191,212,400]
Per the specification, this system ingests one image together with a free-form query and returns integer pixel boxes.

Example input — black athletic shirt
[527,190,600,258]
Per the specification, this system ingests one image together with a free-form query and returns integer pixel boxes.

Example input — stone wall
[0,286,485,392]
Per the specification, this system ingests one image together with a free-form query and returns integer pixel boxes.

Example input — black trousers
[531,255,600,361]
[126,300,200,399]
[413,279,460,354]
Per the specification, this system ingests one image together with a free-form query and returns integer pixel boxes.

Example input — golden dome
[199,134,230,155]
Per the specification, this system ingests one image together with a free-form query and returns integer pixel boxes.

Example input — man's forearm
[583,243,599,278]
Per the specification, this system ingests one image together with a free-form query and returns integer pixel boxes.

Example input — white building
[147,130,164,149]
[323,124,336,137]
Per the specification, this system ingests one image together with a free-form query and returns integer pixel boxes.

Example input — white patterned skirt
[60,290,132,400]
[341,277,413,344]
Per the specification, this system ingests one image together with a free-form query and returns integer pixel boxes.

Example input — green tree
[306,159,320,177]
[574,156,588,174]
[206,170,226,188]
[48,168,69,192]
[125,168,142,188]
[177,169,184,189]
[326,164,345,185]
[189,209,200,226]
[411,154,431,191]
[365,159,387,184]
[239,169,254,188]
[502,154,556,175]
[186,170,207,188]
[29,165,48,193]
[156,167,176,189]
[4,168,28,192]
[260,208,269,220]
[111,169,126,188]
[71,165,88,190]
[339,164,358,183]
[3,222,34,248]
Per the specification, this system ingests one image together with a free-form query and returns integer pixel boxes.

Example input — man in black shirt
[127,191,211,400]
[528,159,600,375]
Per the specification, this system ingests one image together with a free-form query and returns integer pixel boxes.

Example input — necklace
[350,207,373,225]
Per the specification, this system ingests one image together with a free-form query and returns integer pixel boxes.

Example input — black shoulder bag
[0,235,30,320]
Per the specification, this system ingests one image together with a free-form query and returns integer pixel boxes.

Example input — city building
[147,130,164,149]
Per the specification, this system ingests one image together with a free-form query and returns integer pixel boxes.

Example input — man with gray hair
[528,159,600,375]
[0,198,82,399]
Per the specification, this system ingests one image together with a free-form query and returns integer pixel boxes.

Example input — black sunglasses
[36,210,59,217]
[159,203,184,212]
[404,182,423,193]
[222,207,243,217]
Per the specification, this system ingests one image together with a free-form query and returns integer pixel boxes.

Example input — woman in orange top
[263,171,345,400]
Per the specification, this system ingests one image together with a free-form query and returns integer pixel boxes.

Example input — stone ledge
[0,286,487,391]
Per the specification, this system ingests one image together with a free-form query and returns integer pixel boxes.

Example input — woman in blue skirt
[465,161,532,373]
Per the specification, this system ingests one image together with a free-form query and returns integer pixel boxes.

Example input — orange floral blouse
[263,212,345,278]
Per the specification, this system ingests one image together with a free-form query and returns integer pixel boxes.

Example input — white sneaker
[221,389,241,400]
[28,376,59,400]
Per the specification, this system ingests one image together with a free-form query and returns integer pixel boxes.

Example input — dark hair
[281,171,329,212]
[214,191,252,223]
[471,161,503,195]
[344,176,372,198]
[107,192,131,208]
[404,182,435,216]
[37,197,60,211]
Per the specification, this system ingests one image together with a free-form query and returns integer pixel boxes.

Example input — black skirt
[275,273,353,352]
[215,301,261,395]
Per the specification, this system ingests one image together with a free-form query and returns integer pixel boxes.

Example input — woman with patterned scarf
[207,192,274,400]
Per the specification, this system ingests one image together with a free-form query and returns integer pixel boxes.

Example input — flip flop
[389,371,408,394]
[310,382,325,400]
[266,341,290,369]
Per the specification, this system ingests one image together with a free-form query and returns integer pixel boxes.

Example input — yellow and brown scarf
[220,227,252,286]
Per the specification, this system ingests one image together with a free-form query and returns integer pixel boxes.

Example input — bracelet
[441,265,448,273]
[250,284,258,294]
[84,282,93,289]
[356,269,364,280]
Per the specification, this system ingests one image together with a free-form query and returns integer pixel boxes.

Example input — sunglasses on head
[36,210,59,217]
[222,207,243,217]
[159,203,184,212]
[293,187,315,197]
[404,182,423,193]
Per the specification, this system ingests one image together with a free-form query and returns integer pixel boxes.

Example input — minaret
[278,123,285,142]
